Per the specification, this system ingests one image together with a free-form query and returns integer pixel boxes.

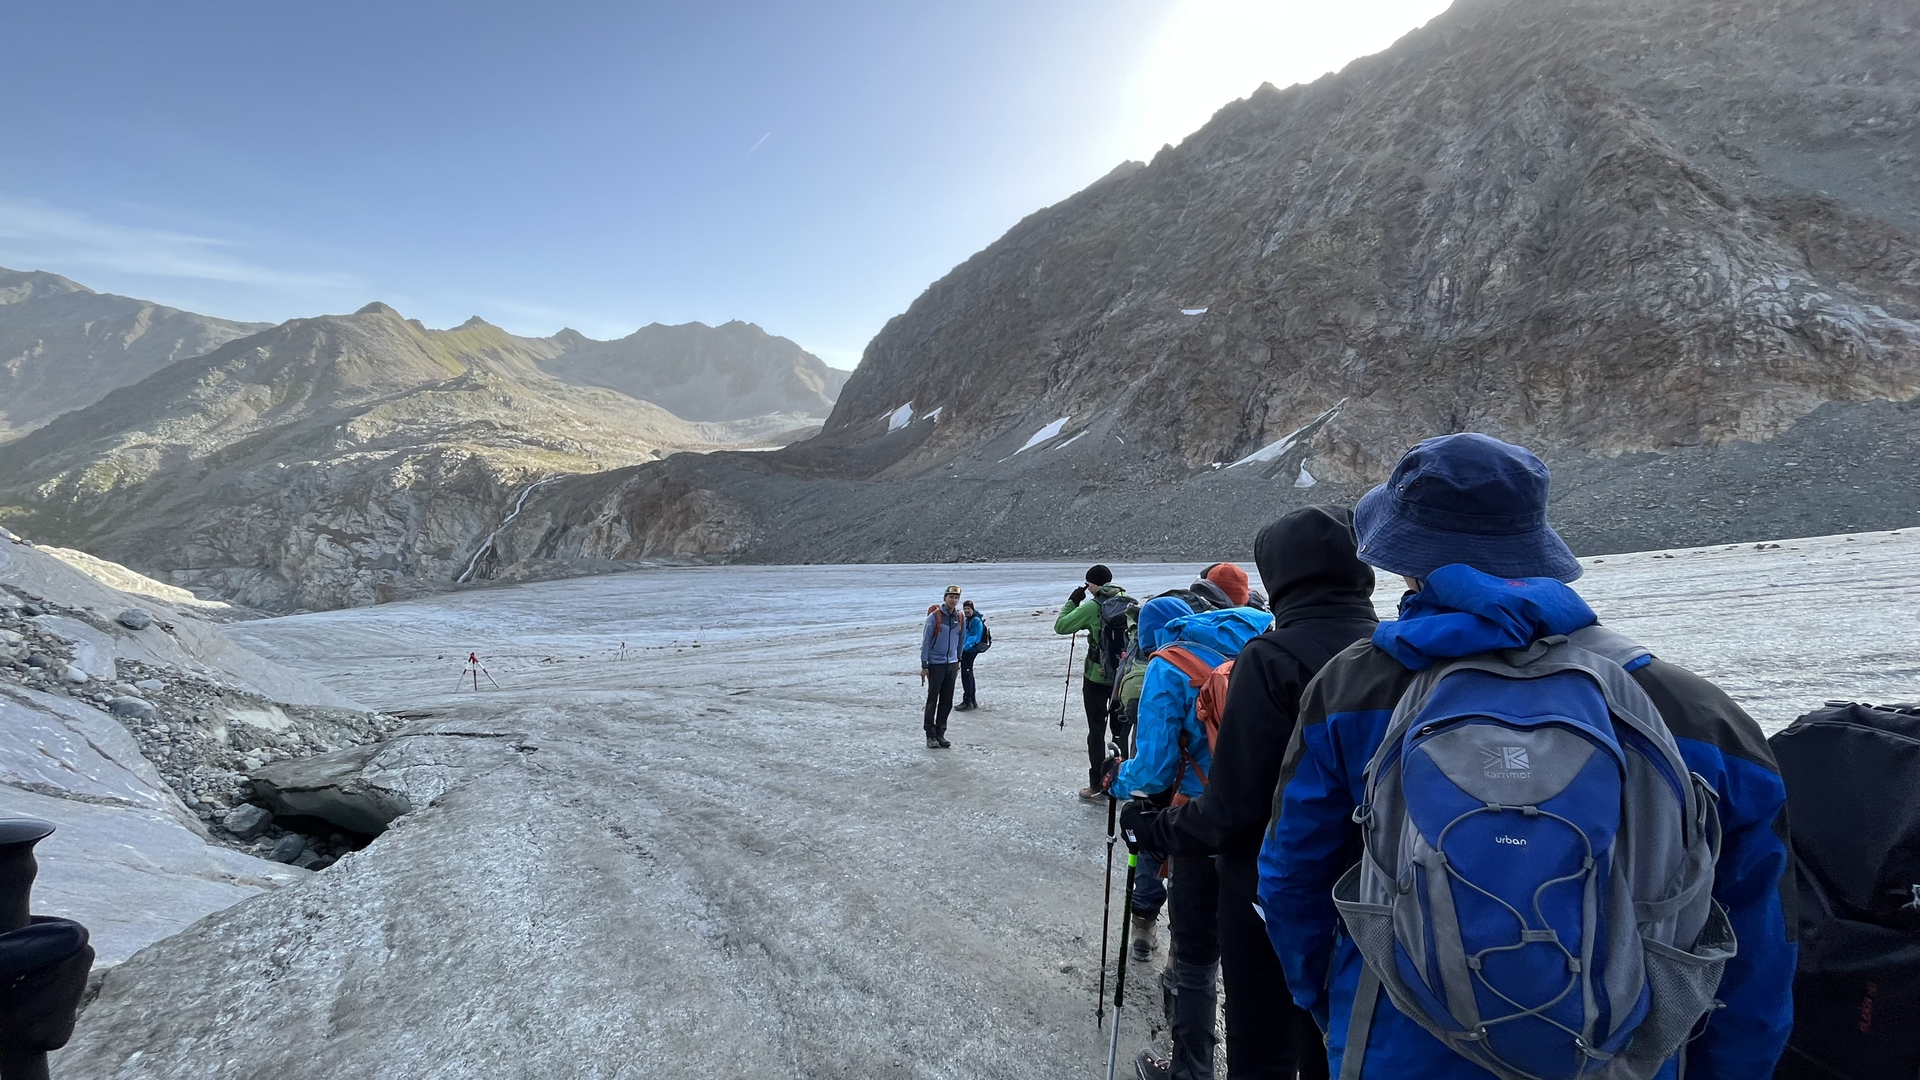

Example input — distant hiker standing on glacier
[1055,565,1135,799]
[920,584,965,748]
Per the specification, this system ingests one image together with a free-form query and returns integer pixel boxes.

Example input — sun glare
[1125,0,1455,161]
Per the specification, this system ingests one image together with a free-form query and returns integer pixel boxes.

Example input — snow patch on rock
[1015,417,1072,454]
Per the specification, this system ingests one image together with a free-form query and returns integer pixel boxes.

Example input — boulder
[220,804,273,841]
[61,664,89,685]
[266,834,306,864]
[248,745,412,836]
[106,696,156,721]
[115,609,153,631]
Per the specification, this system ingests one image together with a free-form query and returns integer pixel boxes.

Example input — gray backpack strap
[1567,624,1651,670]
[1340,966,1383,1080]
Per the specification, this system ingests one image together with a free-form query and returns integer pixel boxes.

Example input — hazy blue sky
[3,0,1448,367]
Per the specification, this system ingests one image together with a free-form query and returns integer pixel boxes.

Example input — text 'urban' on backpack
[1332,626,1733,1080]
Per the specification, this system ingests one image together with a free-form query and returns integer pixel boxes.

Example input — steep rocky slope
[820,0,1918,484]
[0,304,790,610]
[479,0,1919,578]
[0,267,266,442]
[540,319,849,420]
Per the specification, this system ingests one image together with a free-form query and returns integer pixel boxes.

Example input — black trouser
[959,651,977,705]
[1165,854,1221,1080]
[923,662,958,737]
[1218,868,1328,1080]
[1082,677,1113,789]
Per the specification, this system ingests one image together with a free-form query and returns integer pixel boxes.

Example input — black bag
[1091,594,1139,683]
[1771,702,1920,929]
[974,620,992,654]
[1770,702,1920,1080]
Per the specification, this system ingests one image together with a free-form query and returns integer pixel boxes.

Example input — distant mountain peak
[354,301,401,317]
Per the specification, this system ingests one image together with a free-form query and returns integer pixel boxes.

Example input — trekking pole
[1096,788,1119,1027]
[1104,850,1140,1079]
[1059,632,1078,730]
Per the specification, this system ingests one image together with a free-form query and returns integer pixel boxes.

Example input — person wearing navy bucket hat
[1257,432,1797,1080]
[1351,432,1583,582]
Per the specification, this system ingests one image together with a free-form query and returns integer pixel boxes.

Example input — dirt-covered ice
[57,531,1917,1078]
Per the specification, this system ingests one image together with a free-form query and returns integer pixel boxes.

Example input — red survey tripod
[457,652,500,691]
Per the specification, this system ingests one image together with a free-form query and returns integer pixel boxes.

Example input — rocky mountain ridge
[0,302,822,610]
[472,0,1919,581]
[542,319,849,421]
[0,268,267,442]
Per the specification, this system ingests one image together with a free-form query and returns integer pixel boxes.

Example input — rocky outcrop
[0,539,404,965]
[819,0,1918,484]
[540,320,849,421]
[467,0,1920,578]
[0,267,266,443]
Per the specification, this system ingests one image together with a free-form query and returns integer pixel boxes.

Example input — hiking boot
[955,701,976,711]
[935,736,952,748]
[1134,1049,1172,1080]
[1078,787,1107,802]
[1129,912,1158,962]
[925,735,940,749]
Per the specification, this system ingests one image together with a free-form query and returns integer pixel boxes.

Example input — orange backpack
[1153,645,1235,803]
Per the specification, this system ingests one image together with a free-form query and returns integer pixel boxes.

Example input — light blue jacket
[1111,604,1271,799]
[963,613,984,653]
[921,604,964,666]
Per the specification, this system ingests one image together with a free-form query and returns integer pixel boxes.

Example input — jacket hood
[1372,563,1598,671]
[1138,596,1195,654]
[1164,606,1272,659]
[1255,506,1378,627]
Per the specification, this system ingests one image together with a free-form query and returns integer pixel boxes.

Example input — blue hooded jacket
[1258,564,1795,1080]
[1111,602,1271,799]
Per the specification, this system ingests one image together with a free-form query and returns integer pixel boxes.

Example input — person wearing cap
[1255,433,1795,1080]
[1054,564,1131,799]
[920,584,966,748]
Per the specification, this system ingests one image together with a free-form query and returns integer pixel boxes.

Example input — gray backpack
[1332,628,1734,1080]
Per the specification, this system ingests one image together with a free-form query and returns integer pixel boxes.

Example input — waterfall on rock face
[457,476,561,584]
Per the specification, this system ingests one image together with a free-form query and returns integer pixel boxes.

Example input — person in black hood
[1126,505,1378,1080]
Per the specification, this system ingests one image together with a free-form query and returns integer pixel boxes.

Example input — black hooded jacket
[1139,505,1379,903]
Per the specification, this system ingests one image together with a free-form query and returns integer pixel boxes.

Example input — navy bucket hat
[1352,433,1582,582]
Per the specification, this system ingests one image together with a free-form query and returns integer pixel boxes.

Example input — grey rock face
[824,0,1919,486]
[114,609,152,630]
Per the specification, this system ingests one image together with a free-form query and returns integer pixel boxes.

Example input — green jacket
[1054,584,1128,684]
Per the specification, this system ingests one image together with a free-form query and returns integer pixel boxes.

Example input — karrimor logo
[1481,746,1532,779]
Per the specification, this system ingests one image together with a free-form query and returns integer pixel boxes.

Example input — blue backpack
[1333,627,1734,1080]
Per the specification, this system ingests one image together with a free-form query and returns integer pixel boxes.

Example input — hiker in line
[1055,564,1133,799]
[1125,508,1378,1080]
[1199,562,1250,607]
[1111,595,1270,1080]
[958,600,986,711]
[1257,434,1794,1080]
[919,584,965,748]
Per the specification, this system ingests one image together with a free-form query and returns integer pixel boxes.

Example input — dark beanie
[1086,564,1113,586]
